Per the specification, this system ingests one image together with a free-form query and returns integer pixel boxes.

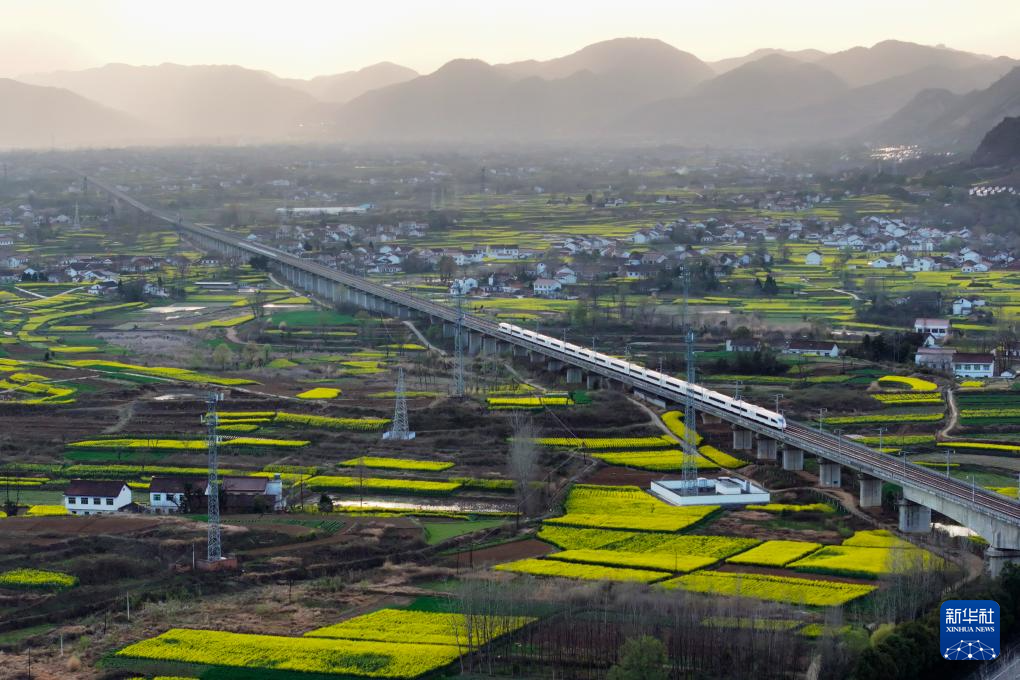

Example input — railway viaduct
[83,174,1020,573]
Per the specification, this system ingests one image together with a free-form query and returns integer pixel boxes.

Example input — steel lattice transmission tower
[452,286,466,397]
[680,268,699,495]
[383,367,416,440]
[205,392,224,561]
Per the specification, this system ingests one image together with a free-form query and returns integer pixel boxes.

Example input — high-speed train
[497,322,786,430]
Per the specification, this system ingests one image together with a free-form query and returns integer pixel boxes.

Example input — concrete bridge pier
[700,413,722,425]
[442,323,456,338]
[528,351,542,364]
[986,548,1020,577]
[818,460,842,488]
[859,475,884,508]
[781,446,804,471]
[732,427,753,451]
[586,373,602,390]
[756,436,778,461]
[481,336,498,355]
[547,359,564,372]
[565,367,583,384]
[468,332,483,355]
[898,499,932,533]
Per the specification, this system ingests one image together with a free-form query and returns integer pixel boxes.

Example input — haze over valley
[7,38,1020,150]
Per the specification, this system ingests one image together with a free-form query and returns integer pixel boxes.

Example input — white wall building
[64,480,132,515]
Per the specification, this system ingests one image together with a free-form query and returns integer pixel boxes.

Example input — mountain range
[6,38,1020,150]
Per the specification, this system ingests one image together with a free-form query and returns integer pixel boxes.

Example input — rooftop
[64,480,128,497]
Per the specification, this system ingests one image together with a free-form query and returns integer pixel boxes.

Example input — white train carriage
[497,322,786,430]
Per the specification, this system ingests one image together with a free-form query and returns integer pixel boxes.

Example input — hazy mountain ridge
[870,66,1020,148]
[708,48,827,74]
[280,62,419,104]
[4,38,1019,150]
[0,78,148,149]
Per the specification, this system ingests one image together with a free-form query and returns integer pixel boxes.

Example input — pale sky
[3,0,1020,79]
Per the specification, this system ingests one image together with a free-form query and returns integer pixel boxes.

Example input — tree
[438,255,456,283]
[211,343,234,370]
[247,289,268,319]
[318,493,333,513]
[607,636,668,680]
[249,254,270,271]
[584,193,593,205]
[507,413,539,525]
[570,299,590,328]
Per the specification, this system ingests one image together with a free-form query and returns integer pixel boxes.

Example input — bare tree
[508,412,539,526]
[247,289,268,319]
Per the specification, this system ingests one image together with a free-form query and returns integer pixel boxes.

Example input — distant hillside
[335,40,716,141]
[0,78,146,148]
[709,48,827,74]
[818,39,999,87]
[621,55,849,144]
[973,116,1020,166]
[870,66,1020,149]
[495,37,713,98]
[285,62,418,104]
[21,63,320,141]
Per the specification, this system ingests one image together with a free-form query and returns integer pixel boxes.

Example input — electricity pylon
[205,392,223,560]
[383,367,415,440]
[680,268,699,496]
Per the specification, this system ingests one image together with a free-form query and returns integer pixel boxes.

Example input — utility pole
[818,408,827,432]
[773,393,784,413]
[947,448,953,478]
[877,427,886,454]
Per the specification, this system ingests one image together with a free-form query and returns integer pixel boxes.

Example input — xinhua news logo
[941,600,1000,660]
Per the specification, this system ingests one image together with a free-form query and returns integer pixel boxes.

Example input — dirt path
[939,387,959,440]
[627,397,679,441]
[402,320,445,356]
[102,399,137,434]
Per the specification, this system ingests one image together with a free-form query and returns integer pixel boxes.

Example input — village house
[914,347,956,372]
[64,480,133,515]
[783,339,840,358]
[914,318,951,341]
[487,244,520,260]
[804,251,823,266]
[952,352,997,379]
[207,475,286,513]
[148,477,205,514]
[553,267,577,285]
[725,338,762,353]
[533,278,563,296]
[952,298,987,316]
